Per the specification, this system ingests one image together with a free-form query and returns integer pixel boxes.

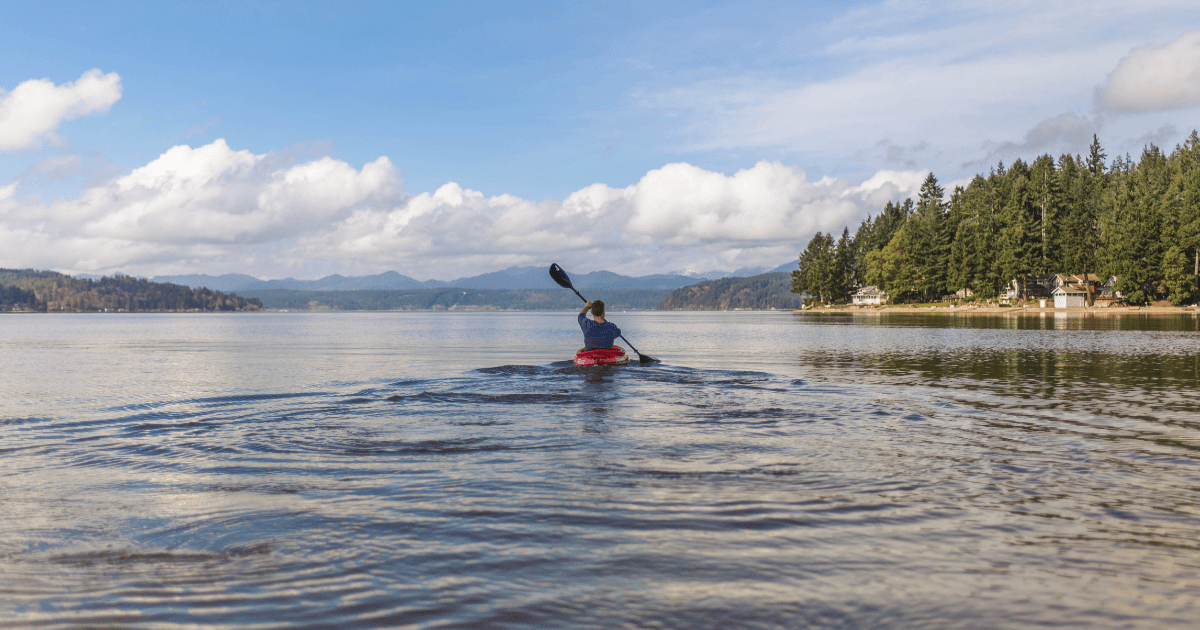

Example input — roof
[1056,273,1103,283]
[1052,285,1087,295]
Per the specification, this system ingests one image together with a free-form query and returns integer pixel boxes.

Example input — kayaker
[578,300,621,350]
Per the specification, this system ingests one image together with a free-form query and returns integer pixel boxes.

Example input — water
[2,311,1199,629]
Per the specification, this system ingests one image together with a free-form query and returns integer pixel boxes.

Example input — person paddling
[578,300,621,351]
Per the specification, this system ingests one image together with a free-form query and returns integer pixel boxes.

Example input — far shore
[797,304,1198,315]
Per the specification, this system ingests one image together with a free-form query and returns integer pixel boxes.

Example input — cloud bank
[0,139,924,279]
[0,70,122,151]
[1098,30,1200,112]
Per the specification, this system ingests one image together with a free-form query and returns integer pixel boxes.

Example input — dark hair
[591,300,605,318]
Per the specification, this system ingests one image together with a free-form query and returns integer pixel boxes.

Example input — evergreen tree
[947,177,989,297]
[833,227,855,301]
[910,173,948,301]
[1103,145,1167,304]
[996,159,1041,298]
[791,232,836,304]
[1028,154,1062,273]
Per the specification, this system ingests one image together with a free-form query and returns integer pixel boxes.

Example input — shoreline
[797,305,1199,315]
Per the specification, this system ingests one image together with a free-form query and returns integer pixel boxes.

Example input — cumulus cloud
[0,70,122,151]
[311,160,925,278]
[0,139,400,274]
[1098,30,1200,112]
[0,139,924,279]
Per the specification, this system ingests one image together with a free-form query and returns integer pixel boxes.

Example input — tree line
[0,269,263,312]
[792,134,1200,306]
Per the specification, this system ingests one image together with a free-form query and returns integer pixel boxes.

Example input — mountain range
[148,263,796,293]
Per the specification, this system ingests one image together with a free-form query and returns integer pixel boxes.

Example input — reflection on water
[1,312,1198,629]
[798,310,1200,331]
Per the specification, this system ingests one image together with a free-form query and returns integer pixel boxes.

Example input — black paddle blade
[549,263,573,289]
[637,354,660,365]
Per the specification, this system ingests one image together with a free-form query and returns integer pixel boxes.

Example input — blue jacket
[578,312,621,350]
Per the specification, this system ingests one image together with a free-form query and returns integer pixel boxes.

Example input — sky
[2,0,1200,280]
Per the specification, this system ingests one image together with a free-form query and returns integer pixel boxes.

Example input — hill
[0,269,262,313]
[655,273,803,310]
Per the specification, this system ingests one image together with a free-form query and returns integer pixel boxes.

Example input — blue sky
[3,0,1200,280]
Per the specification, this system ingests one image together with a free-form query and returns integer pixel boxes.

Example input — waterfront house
[1000,273,1057,301]
[1094,276,1122,306]
[1052,273,1104,292]
[1052,284,1087,308]
[999,281,1019,302]
[1001,273,1114,306]
[852,286,888,305]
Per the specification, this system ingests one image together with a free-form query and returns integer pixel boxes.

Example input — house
[1053,273,1104,292]
[955,287,974,299]
[999,274,1057,301]
[1052,284,1087,308]
[999,281,1019,302]
[1003,273,1115,306]
[1028,273,1058,297]
[852,286,888,305]
[1092,276,1122,307]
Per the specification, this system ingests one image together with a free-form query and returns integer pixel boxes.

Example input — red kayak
[574,346,629,366]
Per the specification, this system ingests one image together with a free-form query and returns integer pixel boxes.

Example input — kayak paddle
[549,263,660,365]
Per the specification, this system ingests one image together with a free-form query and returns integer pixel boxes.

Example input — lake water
[2,311,1199,629]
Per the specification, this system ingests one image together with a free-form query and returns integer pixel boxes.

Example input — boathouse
[1052,284,1087,308]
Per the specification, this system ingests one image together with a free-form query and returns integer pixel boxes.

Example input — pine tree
[1028,154,1062,273]
[910,173,948,301]
[833,227,855,302]
[792,232,836,304]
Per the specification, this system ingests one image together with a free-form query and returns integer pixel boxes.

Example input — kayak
[574,346,629,366]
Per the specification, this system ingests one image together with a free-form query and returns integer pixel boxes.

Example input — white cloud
[0,140,925,279]
[0,70,122,151]
[311,160,927,278]
[0,139,400,274]
[1098,30,1200,112]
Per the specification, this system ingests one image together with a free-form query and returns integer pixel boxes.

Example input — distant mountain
[443,266,559,290]
[152,271,440,292]
[440,266,717,291]
[152,273,273,291]
[656,273,803,311]
[151,264,786,292]
[669,262,794,280]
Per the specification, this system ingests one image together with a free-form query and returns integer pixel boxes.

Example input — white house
[852,286,888,305]
[1052,284,1087,308]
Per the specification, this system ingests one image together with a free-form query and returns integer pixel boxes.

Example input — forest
[0,269,263,312]
[791,134,1200,306]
